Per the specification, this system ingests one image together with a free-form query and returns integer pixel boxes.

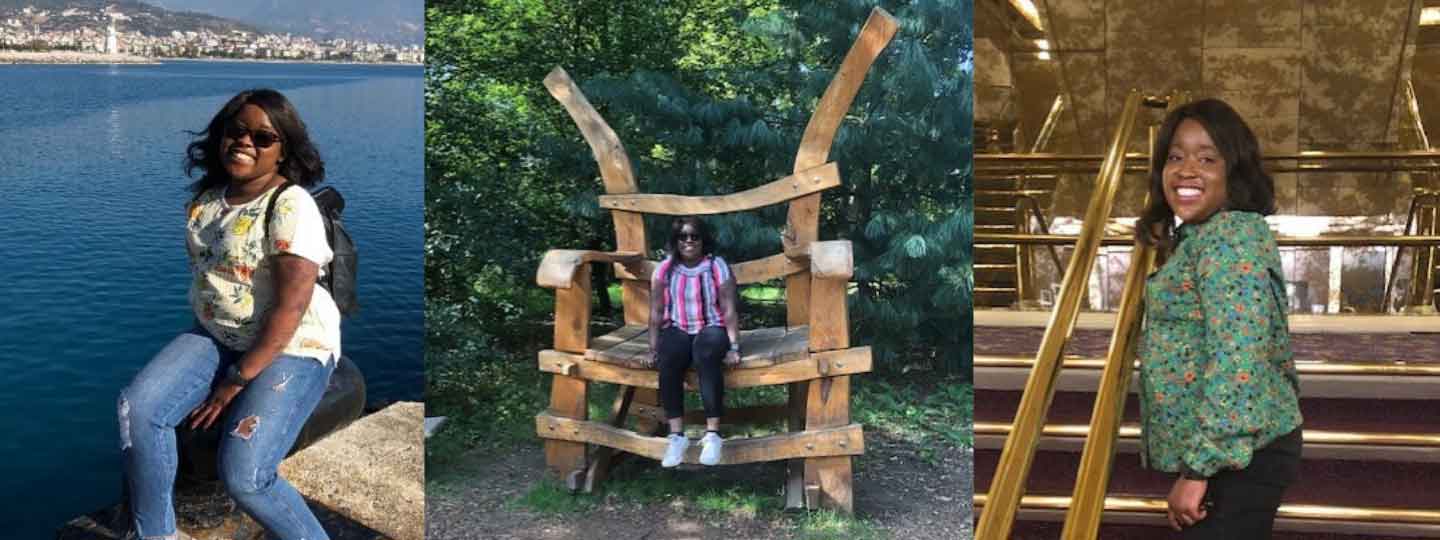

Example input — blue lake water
[0,61,424,534]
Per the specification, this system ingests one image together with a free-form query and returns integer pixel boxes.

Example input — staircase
[972,89,1440,538]
[973,313,1440,538]
[973,174,1057,308]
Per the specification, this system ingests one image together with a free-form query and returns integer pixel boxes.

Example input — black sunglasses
[675,232,702,243]
[223,124,284,149]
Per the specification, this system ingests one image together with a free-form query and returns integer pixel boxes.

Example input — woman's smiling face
[1163,118,1229,224]
[220,104,285,184]
[676,224,703,262]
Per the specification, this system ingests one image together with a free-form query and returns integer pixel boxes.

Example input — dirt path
[427,433,973,540]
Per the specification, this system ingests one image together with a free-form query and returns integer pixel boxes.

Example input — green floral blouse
[1138,210,1303,478]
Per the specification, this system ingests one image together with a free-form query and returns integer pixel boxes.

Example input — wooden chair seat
[587,325,812,369]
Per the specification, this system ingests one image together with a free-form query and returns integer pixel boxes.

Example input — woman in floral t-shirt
[118,89,339,540]
[1136,98,1303,539]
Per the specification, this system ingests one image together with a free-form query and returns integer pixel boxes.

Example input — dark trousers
[656,325,729,420]
[1181,428,1303,540]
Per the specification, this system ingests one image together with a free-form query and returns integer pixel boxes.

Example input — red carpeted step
[1000,521,1394,539]
[974,389,1440,435]
[973,449,1440,509]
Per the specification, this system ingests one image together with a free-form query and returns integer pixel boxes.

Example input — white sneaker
[661,434,690,468]
[699,431,724,466]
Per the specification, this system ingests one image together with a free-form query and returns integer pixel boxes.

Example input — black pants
[1181,428,1303,540]
[656,325,728,420]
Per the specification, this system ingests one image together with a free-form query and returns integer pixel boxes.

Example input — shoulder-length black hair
[184,88,325,197]
[1137,98,1275,252]
[665,216,717,259]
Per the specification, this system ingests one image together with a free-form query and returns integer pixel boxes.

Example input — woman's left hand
[724,350,741,366]
[188,383,244,430]
[1166,477,1208,530]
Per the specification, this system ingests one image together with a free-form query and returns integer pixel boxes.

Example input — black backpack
[264,182,360,317]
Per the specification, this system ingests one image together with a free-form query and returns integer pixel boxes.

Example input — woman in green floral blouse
[1135,98,1303,539]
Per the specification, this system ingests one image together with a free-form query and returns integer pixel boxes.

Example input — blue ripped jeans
[118,328,334,540]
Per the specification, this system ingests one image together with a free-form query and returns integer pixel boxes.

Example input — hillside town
[0,5,422,63]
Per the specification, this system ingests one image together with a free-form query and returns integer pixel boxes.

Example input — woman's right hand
[644,350,658,369]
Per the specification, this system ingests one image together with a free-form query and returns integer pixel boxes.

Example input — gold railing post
[1409,195,1439,314]
[1059,103,1180,538]
[1016,198,1036,307]
[975,90,1149,540]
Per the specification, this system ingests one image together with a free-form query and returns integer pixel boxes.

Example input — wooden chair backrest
[545,8,898,326]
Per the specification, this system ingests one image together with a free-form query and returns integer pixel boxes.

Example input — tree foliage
[425,0,974,386]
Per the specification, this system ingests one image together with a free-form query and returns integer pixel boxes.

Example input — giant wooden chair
[533,8,897,513]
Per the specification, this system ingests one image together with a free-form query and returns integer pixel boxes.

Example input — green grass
[793,510,887,540]
[514,481,597,513]
[514,471,884,538]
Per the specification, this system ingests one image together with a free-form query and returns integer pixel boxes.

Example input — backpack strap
[263,180,299,254]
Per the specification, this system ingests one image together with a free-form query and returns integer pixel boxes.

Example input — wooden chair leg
[544,374,588,482]
[803,375,853,513]
[630,387,663,436]
[804,456,854,513]
[785,381,810,510]
[582,386,637,493]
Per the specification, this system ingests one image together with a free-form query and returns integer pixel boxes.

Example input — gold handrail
[1013,195,1071,296]
[976,232,1440,247]
[976,150,1440,176]
[978,150,1440,161]
[1061,106,1182,538]
[1030,94,1066,154]
[1013,94,1067,305]
[975,90,1155,539]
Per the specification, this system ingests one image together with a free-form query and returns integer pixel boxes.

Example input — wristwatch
[729,343,741,354]
[225,364,254,388]
[1179,464,1208,481]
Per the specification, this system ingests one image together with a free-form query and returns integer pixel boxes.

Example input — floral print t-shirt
[187,183,341,365]
[1138,210,1302,478]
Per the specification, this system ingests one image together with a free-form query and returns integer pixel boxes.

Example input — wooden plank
[582,386,637,493]
[792,8,899,173]
[806,376,851,428]
[544,68,639,195]
[536,413,864,465]
[538,347,873,389]
[785,8,896,330]
[612,210,647,282]
[590,325,647,351]
[630,387,663,436]
[808,277,850,351]
[613,253,807,285]
[805,375,853,512]
[786,382,810,510]
[543,375,589,480]
[808,241,853,279]
[537,249,643,289]
[622,279,649,325]
[553,263,592,353]
[599,163,840,215]
[807,456,855,513]
[787,272,811,327]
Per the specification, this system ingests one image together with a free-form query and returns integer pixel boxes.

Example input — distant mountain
[148,0,422,45]
[0,0,260,36]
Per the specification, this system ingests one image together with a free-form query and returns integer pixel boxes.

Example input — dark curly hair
[1137,98,1275,253]
[184,88,325,197]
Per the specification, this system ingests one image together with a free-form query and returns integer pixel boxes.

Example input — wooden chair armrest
[807,240,853,280]
[537,249,645,289]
